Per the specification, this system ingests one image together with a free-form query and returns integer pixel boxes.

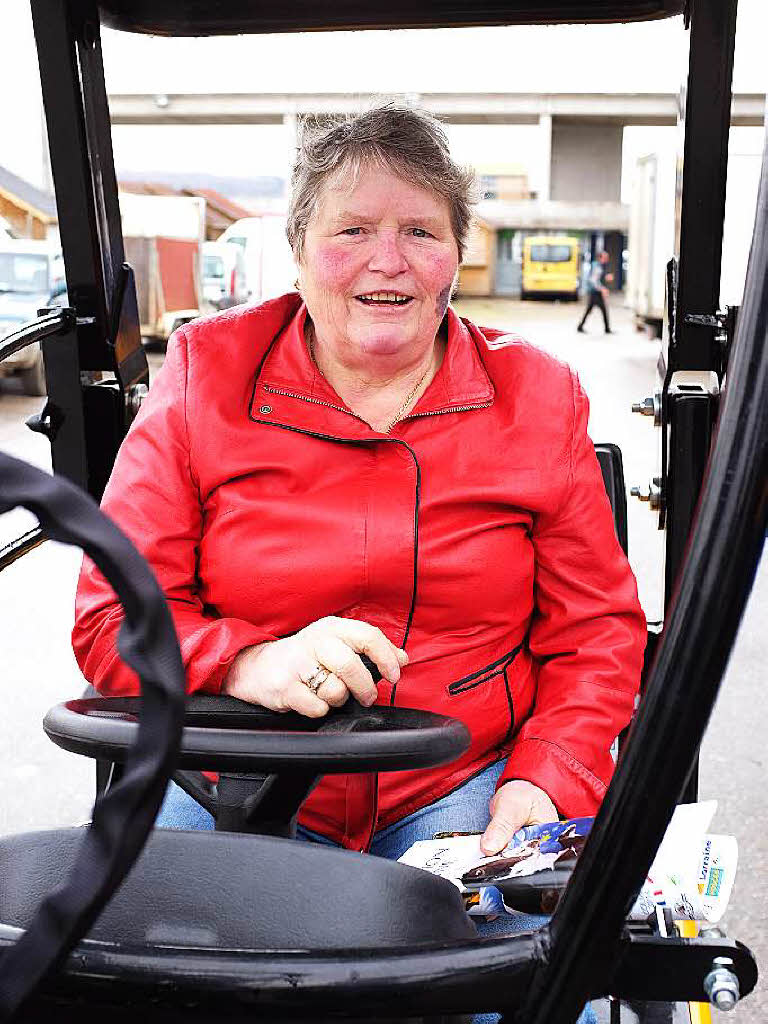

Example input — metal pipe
[0,927,541,1018]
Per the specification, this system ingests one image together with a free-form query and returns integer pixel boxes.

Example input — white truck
[218,215,296,304]
[627,145,761,336]
[201,240,248,314]
[120,193,206,343]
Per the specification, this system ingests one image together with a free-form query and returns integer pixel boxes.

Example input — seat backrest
[594,442,629,555]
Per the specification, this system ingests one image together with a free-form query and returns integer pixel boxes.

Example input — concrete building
[108,90,763,210]
[107,89,761,299]
[475,162,530,202]
[458,199,628,298]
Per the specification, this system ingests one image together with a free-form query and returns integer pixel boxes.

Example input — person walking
[577,250,613,334]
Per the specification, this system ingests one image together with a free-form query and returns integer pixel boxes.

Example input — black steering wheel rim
[0,452,187,1019]
[44,695,471,774]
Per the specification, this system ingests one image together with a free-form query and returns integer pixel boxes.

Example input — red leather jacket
[73,293,645,850]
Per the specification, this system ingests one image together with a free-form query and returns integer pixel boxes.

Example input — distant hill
[117,170,285,201]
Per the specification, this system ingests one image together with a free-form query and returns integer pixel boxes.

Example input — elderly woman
[73,106,644,985]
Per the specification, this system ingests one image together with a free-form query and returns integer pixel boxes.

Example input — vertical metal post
[30,0,148,497]
[671,0,737,373]
[663,0,737,801]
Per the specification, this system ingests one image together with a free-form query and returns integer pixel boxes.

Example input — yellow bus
[521,235,581,300]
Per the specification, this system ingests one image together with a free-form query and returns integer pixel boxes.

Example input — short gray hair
[287,104,475,262]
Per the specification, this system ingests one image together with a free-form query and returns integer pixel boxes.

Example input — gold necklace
[380,361,431,433]
[308,329,432,433]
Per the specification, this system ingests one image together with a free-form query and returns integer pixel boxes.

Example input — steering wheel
[45,693,470,774]
[44,692,471,834]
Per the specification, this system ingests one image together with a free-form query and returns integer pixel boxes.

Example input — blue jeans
[156,761,595,1024]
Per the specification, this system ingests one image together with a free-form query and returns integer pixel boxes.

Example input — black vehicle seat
[594,443,629,555]
[0,828,475,950]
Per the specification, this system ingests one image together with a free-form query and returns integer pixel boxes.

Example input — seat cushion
[0,828,476,949]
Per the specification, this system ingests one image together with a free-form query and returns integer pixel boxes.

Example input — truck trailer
[120,193,205,344]
[628,145,761,336]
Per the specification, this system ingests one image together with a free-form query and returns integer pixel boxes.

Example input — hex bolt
[127,383,149,417]
[632,396,655,416]
[704,959,740,1011]
[631,393,662,425]
[631,482,662,510]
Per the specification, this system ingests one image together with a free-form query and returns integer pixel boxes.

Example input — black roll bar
[97,0,686,36]
[521,110,768,1024]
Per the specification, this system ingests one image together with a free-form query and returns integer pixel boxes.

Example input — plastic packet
[399,801,737,923]
[397,833,506,916]
[631,824,738,923]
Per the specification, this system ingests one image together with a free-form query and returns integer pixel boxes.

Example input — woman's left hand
[480,779,558,856]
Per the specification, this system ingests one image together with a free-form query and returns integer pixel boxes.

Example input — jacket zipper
[406,401,493,420]
[261,385,492,428]
[253,375,493,841]
[261,385,351,416]
[248,409,421,841]
[248,407,422,677]
[363,774,380,853]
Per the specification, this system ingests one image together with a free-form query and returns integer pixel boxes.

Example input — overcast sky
[1,0,765,198]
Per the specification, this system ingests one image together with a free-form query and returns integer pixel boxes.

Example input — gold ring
[304,666,330,693]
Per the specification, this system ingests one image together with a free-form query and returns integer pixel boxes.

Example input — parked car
[201,240,248,313]
[0,239,63,395]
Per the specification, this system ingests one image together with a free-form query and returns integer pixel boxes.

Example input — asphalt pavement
[0,296,765,1020]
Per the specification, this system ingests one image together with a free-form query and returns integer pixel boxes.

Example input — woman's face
[298,164,460,367]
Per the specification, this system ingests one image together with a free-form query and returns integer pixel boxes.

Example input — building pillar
[283,112,299,199]
[283,112,300,149]
[537,113,552,201]
[549,119,623,203]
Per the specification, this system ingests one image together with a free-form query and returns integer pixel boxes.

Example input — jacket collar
[250,298,494,438]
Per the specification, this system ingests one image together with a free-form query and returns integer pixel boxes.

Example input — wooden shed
[0,165,58,241]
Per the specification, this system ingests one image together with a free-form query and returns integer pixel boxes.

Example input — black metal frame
[28,0,148,499]
[661,0,738,604]
[96,0,686,36]
[0,923,755,1021]
[1,0,764,1019]
[653,0,739,801]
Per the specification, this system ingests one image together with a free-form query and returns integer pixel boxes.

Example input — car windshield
[204,254,225,280]
[529,244,572,263]
[0,253,50,293]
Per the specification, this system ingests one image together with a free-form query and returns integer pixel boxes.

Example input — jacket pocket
[447,644,523,695]
[446,644,523,748]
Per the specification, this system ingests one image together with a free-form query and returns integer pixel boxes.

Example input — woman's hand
[480,779,558,856]
[222,616,408,718]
